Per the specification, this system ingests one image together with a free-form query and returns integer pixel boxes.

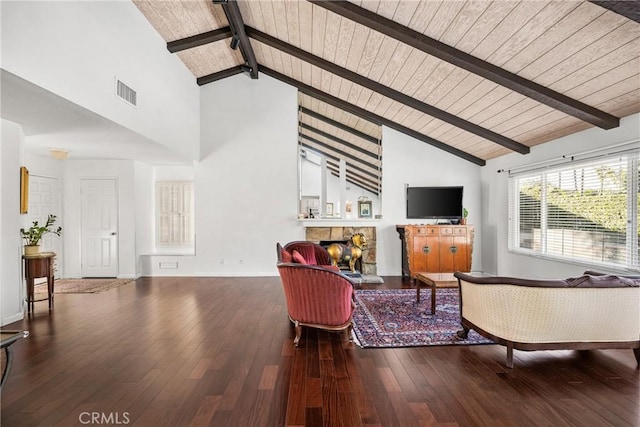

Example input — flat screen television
[406,186,463,219]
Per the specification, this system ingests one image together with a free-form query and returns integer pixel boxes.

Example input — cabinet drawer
[411,226,427,235]
[426,227,439,235]
[440,227,453,235]
[454,227,467,235]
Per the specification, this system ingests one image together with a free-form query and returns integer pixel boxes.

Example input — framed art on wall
[20,166,29,214]
[358,201,372,218]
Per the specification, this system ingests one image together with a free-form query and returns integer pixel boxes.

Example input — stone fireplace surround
[305,226,377,275]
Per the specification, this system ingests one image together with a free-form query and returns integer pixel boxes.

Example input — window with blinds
[156,181,194,248]
[508,150,639,271]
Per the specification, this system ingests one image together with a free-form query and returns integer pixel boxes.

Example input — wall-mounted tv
[406,186,463,219]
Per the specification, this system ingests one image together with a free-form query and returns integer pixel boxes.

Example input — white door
[28,175,63,277]
[81,179,118,277]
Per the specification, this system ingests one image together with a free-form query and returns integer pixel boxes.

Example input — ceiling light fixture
[49,149,69,160]
[230,36,240,50]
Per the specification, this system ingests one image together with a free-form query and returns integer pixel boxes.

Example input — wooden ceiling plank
[483,2,573,67]
[248,28,527,154]
[564,61,640,108]
[271,1,290,43]
[425,0,466,41]
[552,41,640,94]
[323,6,342,62]
[368,36,400,82]
[501,3,605,74]
[344,19,371,73]
[440,1,491,49]
[519,12,629,83]
[588,1,640,24]
[285,1,300,47]
[537,22,639,89]
[408,0,442,34]
[392,0,420,27]
[333,16,356,68]
[310,0,620,130]
[473,1,551,64]
[356,27,386,77]
[181,0,217,34]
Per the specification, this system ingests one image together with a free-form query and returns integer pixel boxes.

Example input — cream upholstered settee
[454,271,640,368]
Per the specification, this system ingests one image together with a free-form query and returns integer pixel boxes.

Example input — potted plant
[21,214,62,255]
[460,208,469,225]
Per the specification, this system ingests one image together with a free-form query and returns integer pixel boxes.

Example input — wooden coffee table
[415,273,458,314]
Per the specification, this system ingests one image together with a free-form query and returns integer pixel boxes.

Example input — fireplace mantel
[299,219,381,227]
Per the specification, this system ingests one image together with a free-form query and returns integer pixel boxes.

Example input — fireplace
[305,227,377,275]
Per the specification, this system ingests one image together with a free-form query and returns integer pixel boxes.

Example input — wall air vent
[115,78,137,107]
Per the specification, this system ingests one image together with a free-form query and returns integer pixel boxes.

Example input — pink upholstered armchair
[276,261,355,347]
[281,241,332,266]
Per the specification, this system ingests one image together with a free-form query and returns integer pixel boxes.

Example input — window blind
[509,151,639,271]
[156,181,194,248]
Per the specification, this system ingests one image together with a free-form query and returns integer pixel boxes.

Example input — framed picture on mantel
[358,201,372,218]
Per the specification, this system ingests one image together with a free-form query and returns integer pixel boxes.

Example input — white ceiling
[1,69,192,165]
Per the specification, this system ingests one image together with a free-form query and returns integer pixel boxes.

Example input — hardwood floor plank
[1,276,637,426]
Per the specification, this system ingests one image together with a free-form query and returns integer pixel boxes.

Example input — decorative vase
[460,218,467,225]
[24,245,40,256]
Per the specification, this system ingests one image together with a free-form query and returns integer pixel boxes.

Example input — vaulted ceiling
[134,0,640,167]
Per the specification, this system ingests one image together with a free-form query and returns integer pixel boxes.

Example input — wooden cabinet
[396,225,474,281]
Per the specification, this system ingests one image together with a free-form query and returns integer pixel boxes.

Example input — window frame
[508,149,639,273]
[155,180,195,253]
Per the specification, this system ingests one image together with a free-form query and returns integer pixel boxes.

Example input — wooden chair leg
[293,323,302,347]
[347,323,353,342]
[506,343,514,369]
[633,348,639,367]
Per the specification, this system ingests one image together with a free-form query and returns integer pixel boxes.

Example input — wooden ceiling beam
[248,27,529,154]
[299,122,379,160]
[167,27,232,53]
[309,0,620,130]
[299,106,379,145]
[589,1,640,23]
[197,66,244,86]
[214,0,258,79]
[262,66,485,166]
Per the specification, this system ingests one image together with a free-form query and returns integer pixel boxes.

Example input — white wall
[377,126,484,275]
[1,119,25,325]
[482,113,640,279]
[1,0,199,161]
[142,73,301,276]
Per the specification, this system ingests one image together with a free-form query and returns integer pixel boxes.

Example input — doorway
[80,179,118,277]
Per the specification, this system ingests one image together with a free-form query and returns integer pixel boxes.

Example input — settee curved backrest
[454,272,640,288]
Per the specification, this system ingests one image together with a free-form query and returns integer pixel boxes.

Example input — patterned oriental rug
[34,278,134,295]
[352,288,493,348]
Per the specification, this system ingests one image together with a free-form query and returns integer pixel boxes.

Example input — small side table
[22,252,56,313]
[415,273,458,315]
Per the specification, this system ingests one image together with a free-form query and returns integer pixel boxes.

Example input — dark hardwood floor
[1,276,638,426]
